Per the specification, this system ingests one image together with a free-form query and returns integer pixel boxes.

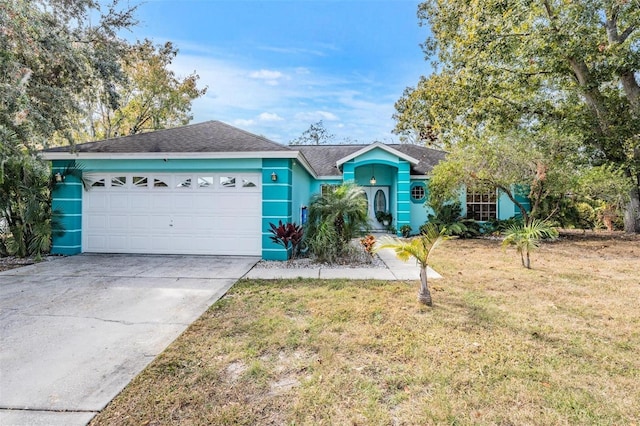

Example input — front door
[363,186,389,230]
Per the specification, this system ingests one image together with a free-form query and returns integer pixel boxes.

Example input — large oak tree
[395,0,640,232]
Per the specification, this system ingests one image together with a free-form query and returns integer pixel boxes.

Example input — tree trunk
[418,266,433,306]
[624,184,640,233]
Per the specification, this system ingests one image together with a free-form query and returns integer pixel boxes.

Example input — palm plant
[375,223,449,306]
[305,183,369,262]
[501,219,558,269]
[1,151,60,258]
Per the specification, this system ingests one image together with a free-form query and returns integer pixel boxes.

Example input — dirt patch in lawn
[83,234,639,424]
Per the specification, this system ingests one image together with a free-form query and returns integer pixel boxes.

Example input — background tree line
[1,0,206,256]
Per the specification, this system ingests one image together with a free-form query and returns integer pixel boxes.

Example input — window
[219,176,236,188]
[410,183,426,203]
[242,178,257,188]
[153,178,169,188]
[198,176,214,188]
[467,189,497,221]
[111,176,126,187]
[321,184,338,196]
[175,177,192,188]
[374,189,387,213]
[91,178,105,188]
[132,176,148,188]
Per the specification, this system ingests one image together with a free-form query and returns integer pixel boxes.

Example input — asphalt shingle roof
[295,144,446,176]
[43,120,293,153]
[44,120,446,176]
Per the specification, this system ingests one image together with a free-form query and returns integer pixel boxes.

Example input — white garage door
[83,173,262,255]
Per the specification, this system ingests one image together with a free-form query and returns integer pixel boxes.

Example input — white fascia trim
[291,152,318,179]
[410,175,431,180]
[335,142,419,168]
[44,150,319,179]
[42,151,301,161]
[316,176,343,180]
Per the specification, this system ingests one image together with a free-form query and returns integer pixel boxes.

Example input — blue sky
[130,0,431,144]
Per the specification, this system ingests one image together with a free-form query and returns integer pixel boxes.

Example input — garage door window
[91,178,105,188]
[219,176,236,188]
[111,176,126,187]
[133,176,148,188]
[198,176,214,188]
[242,178,257,188]
[176,177,192,188]
[153,178,169,188]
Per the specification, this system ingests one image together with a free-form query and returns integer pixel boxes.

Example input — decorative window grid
[466,189,497,221]
[410,184,425,202]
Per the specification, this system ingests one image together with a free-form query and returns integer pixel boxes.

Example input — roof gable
[335,142,419,168]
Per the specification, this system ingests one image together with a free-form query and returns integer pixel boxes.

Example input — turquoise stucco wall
[51,161,82,255]
[409,180,431,233]
[262,158,292,260]
[395,162,411,234]
[76,158,262,172]
[291,160,312,225]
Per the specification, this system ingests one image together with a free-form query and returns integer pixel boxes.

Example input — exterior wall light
[370,165,376,185]
[54,172,64,182]
[271,172,278,182]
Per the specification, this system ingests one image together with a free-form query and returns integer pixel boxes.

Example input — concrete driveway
[0,254,258,426]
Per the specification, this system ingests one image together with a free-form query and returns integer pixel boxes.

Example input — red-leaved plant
[268,221,304,260]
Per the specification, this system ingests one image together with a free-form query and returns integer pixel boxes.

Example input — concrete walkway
[244,248,442,280]
[0,254,259,426]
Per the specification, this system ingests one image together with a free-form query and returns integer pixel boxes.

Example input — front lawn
[91,234,640,425]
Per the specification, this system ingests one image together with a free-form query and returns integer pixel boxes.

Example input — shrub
[425,200,480,238]
[268,221,304,259]
[360,234,376,255]
[305,183,369,263]
[0,150,63,258]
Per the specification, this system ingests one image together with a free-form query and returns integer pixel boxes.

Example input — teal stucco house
[43,120,521,260]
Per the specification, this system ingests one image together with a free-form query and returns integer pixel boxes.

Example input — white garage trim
[82,173,262,256]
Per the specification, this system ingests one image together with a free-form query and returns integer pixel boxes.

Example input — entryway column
[396,161,411,236]
[51,161,82,255]
[262,158,292,260]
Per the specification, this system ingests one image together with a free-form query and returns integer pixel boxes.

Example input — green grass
[91,235,640,425]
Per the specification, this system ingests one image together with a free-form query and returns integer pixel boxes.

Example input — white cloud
[258,112,284,122]
[233,119,255,127]
[250,69,285,80]
[294,111,339,122]
[167,50,400,143]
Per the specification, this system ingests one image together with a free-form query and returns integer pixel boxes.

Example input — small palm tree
[375,223,449,306]
[502,219,558,269]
